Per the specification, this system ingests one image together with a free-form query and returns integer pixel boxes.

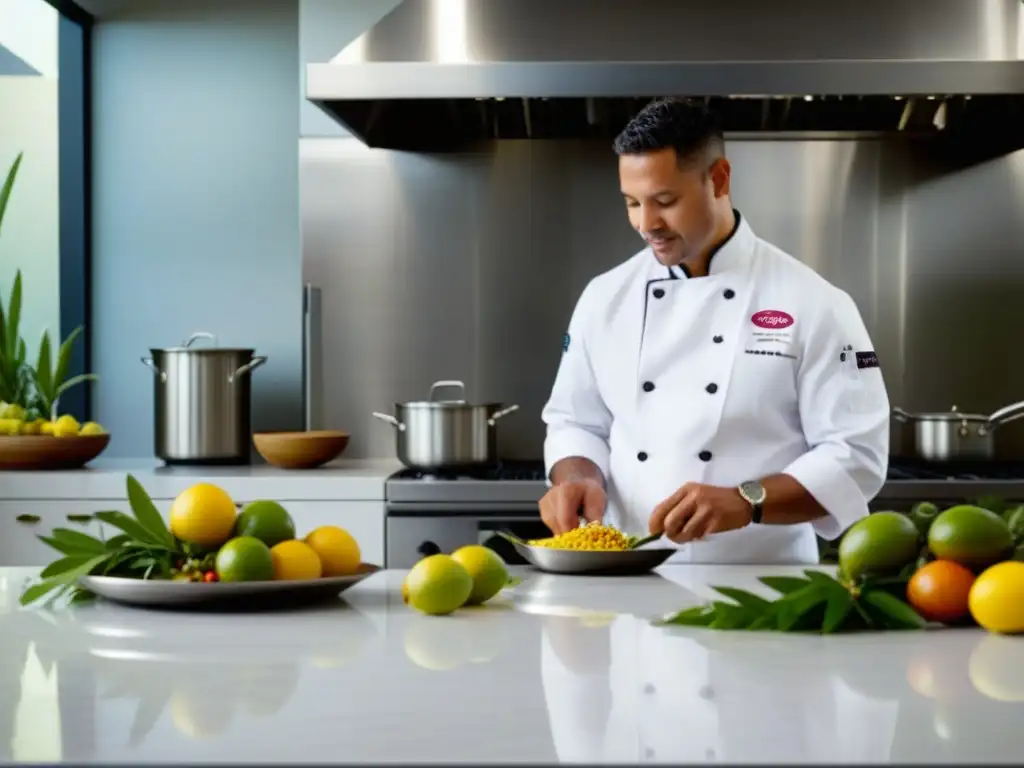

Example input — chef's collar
[664,209,753,280]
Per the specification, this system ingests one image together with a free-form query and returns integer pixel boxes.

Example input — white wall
[91,0,302,456]
[0,0,60,367]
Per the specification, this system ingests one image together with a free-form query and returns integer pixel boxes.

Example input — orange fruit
[906,560,976,624]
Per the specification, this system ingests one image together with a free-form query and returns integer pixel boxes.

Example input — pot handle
[986,400,1024,430]
[228,356,268,384]
[183,332,218,348]
[891,407,915,422]
[429,380,467,402]
[488,404,520,427]
[371,412,406,432]
[140,357,167,383]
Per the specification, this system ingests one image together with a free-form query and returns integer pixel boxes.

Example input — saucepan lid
[151,332,256,355]
[396,380,501,410]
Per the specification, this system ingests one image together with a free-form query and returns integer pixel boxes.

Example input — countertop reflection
[1,565,1022,764]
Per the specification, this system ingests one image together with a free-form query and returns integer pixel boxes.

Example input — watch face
[740,481,767,504]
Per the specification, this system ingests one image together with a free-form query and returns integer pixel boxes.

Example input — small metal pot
[372,380,519,470]
[142,332,268,465]
[891,400,1024,461]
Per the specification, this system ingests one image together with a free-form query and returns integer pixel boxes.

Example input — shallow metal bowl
[511,542,675,576]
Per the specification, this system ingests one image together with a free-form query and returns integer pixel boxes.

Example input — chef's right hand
[539,479,607,535]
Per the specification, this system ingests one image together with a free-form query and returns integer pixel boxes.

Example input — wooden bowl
[253,431,350,469]
[0,434,111,470]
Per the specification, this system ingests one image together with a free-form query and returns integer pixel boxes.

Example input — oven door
[385,509,550,569]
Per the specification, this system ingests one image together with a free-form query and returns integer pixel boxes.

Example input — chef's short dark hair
[613,97,725,166]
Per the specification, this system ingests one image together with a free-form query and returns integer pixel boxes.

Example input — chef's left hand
[648,483,753,543]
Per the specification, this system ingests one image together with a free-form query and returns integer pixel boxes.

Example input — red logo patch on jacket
[751,310,795,329]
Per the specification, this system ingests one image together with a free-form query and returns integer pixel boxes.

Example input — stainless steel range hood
[306,0,1024,152]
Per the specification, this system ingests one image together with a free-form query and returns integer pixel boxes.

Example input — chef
[539,97,890,564]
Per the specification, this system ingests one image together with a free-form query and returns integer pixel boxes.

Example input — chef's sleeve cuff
[544,429,610,487]
[782,448,874,540]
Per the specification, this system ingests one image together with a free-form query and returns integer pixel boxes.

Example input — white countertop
[0,458,402,501]
[1,563,1021,764]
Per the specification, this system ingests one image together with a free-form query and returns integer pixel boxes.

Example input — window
[0,0,91,420]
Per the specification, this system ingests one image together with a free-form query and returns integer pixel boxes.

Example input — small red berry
[203,571,218,583]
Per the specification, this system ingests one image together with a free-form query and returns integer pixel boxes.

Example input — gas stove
[385,457,1024,506]
[383,456,1024,568]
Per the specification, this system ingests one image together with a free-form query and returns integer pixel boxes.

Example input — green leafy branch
[20,473,183,607]
[655,567,927,634]
[33,326,97,420]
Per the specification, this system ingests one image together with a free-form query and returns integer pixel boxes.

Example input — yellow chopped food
[529,521,630,551]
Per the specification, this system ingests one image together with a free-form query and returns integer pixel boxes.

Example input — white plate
[78,563,380,610]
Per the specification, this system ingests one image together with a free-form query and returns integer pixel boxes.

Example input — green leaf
[711,585,774,613]
[0,152,23,235]
[40,553,107,579]
[657,604,716,627]
[105,534,133,550]
[775,583,829,631]
[93,510,161,544]
[125,474,173,546]
[6,271,22,360]
[48,527,107,553]
[803,569,844,588]
[38,535,104,559]
[20,553,109,606]
[758,575,812,595]
[35,330,52,400]
[747,614,776,631]
[821,589,854,634]
[68,588,97,605]
[55,372,98,398]
[53,325,82,390]
[708,601,757,630]
[861,590,927,630]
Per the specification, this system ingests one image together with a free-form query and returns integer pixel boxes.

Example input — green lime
[838,511,920,582]
[404,554,474,616]
[234,500,296,548]
[215,536,274,582]
[928,504,1014,571]
[450,545,509,605]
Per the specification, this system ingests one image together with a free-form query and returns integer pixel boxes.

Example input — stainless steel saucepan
[891,400,1024,461]
[372,380,520,470]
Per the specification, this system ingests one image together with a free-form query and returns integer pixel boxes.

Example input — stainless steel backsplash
[301,138,1024,461]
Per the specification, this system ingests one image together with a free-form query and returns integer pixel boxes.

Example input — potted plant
[0,151,105,463]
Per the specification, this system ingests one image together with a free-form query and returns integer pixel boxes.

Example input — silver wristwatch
[737,480,766,524]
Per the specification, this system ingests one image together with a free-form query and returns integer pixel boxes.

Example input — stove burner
[391,460,547,482]
[888,456,1024,481]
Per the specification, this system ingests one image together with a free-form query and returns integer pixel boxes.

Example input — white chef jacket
[541,212,890,564]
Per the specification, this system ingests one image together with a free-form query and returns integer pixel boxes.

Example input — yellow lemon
[169,483,237,547]
[968,561,1024,634]
[40,420,55,435]
[79,421,106,436]
[53,414,80,437]
[304,525,361,576]
[270,540,323,581]
[20,418,45,435]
